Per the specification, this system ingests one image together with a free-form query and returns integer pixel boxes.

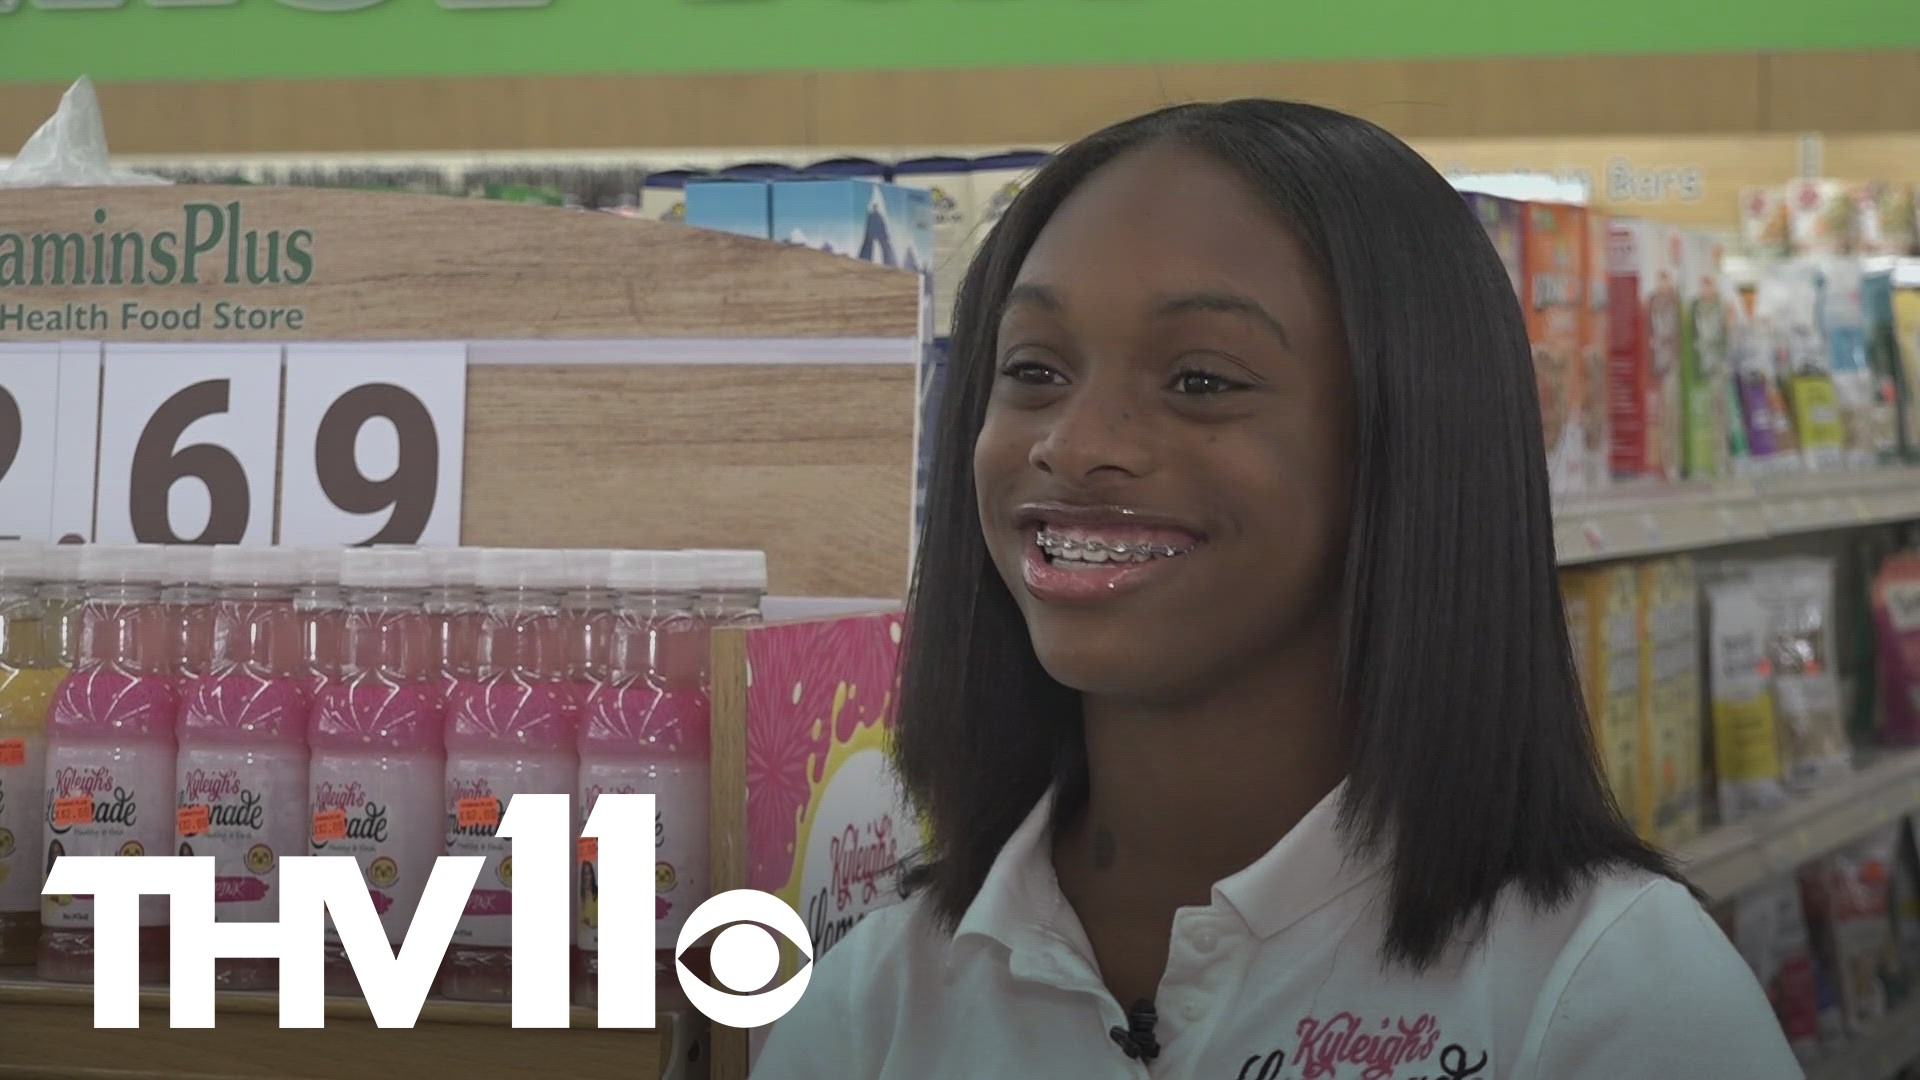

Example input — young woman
[755,100,1800,1079]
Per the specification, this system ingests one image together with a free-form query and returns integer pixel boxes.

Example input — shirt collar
[951,779,1382,954]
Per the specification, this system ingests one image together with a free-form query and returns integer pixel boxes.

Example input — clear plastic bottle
[562,550,618,691]
[176,546,311,990]
[0,545,59,966]
[292,548,345,696]
[163,545,217,681]
[308,547,444,995]
[440,548,579,1002]
[576,551,708,1008]
[39,544,178,984]
[425,548,485,702]
[686,550,769,679]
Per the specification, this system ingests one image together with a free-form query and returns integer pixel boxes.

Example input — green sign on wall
[0,0,1913,84]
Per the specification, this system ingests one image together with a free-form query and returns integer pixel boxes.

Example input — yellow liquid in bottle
[0,604,67,965]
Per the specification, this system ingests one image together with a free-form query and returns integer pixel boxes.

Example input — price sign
[0,345,61,542]
[95,344,281,546]
[281,343,465,547]
[49,344,101,543]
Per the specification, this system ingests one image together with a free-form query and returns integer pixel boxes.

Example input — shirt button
[1192,931,1219,953]
[1182,1000,1205,1023]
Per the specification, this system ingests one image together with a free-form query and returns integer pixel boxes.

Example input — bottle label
[309,754,444,944]
[41,743,177,928]
[446,756,577,948]
[576,760,707,954]
[0,735,47,913]
[175,747,309,922]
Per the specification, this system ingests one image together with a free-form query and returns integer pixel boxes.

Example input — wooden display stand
[0,187,923,1079]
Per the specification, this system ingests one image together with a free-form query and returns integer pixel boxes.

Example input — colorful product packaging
[1636,558,1702,846]
[1799,826,1903,1035]
[1893,285,1920,461]
[893,157,978,337]
[1872,553,1920,747]
[1789,179,1858,257]
[770,179,934,276]
[1751,558,1853,791]
[1564,566,1641,829]
[1581,211,1612,491]
[639,170,707,224]
[1852,182,1916,258]
[967,151,1049,253]
[1607,219,1686,482]
[683,179,774,241]
[1466,192,1525,305]
[1759,263,1846,470]
[1523,202,1588,497]
[1725,879,1824,1066]
[1680,233,1733,480]
[1704,573,1789,823]
[1818,255,1899,469]
[1741,186,1793,260]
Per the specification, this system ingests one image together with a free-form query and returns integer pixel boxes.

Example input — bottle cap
[562,549,618,590]
[475,547,572,590]
[211,545,309,587]
[690,549,768,592]
[607,550,701,592]
[339,546,431,589]
[40,544,83,583]
[282,547,342,587]
[163,544,216,586]
[0,543,42,583]
[427,547,485,589]
[78,544,170,585]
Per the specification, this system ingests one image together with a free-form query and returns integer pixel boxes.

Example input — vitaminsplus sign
[0,0,1912,83]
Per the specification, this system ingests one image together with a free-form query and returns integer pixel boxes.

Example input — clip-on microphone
[1109,999,1162,1062]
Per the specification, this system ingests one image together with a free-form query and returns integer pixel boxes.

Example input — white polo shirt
[753,783,1804,1079]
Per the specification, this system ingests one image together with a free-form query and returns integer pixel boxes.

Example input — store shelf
[1805,998,1920,1080]
[1555,469,1920,566]
[1675,749,1920,901]
[0,968,695,1080]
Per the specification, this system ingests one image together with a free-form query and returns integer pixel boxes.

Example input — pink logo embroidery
[1293,1013,1442,1080]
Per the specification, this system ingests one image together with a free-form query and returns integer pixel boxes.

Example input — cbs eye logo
[674,890,814,1028]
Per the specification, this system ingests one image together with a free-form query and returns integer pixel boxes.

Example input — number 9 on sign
[281,344,466,547]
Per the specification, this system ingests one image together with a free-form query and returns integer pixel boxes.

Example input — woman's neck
[1061,624,1349,899]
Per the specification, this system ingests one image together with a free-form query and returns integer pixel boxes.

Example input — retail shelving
[1805,998,1920,1080]
[1674,749,1920,902]
[1554,470,1920,566]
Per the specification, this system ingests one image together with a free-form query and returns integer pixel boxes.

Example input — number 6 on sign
[95,344,281,546]
[281,344,466,547]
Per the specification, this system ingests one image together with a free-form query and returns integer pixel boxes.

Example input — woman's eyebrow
[1153,290,1293,351]
[1000,283,1063,316]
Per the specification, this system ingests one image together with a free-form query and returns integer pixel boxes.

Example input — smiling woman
[753,100,1803,1079]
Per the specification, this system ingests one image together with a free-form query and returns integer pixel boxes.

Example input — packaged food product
[1680,233,1733,481]
[1788,179,1858,257]
[1636,558,1703,845]
[1890,817,1920,1009]
[1727,879,1824,1066]
[1466,192,1524,305]
[1872,552,1920,747]
[1607,219,1685,482]
[1818,255,1899,468]
[1799,826,1903,1034]
[1732,312,1799,475]
[1853,182,1916,258]
[1521,202,1587,496]
[1704,574,1789,822]
[1564,567,1641,828]
[1760,263,1846,469]
[1581,211,1611,491]
[1741,186,1792,260]
[1748,559,1853,790]
[1894,286,1920,461]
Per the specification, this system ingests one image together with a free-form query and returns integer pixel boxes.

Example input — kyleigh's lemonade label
[444,761,575,947]
[41,750,175,927]
[308,757,442,942]
[0,737,47,913]
[577,768,708,950]
[174,750,306,920]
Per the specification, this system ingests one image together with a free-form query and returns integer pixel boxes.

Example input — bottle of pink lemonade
[176,546,311,990]
[440,548,579,1002]
[308,547,444,995]
[577,550,709,1007]
[39,544,178,984]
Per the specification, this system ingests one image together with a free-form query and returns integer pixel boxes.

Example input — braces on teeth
[1035,530,1193,560]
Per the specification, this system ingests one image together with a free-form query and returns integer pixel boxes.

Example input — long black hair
[893,99,1678,971]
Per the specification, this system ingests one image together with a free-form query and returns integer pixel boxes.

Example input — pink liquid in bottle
[176,546,311,991]
[39,544,178,985]
[439,548,579,1002]
[576,551,708,1008]
[163,545,217,682]
[308,547,444,997]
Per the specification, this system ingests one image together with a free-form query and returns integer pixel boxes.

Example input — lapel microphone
[1109,999,1162,1061]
